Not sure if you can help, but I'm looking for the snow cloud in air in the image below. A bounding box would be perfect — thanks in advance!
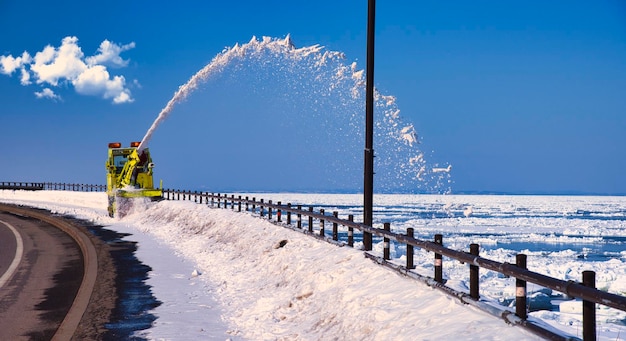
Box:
[0,36,135,104]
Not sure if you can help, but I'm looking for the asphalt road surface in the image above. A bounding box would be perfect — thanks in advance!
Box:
[0,211,83,340]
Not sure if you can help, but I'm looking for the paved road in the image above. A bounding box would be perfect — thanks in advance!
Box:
[0,211,83,340]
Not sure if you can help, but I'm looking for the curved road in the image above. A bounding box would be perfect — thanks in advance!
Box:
[0,205,102,340]
[0,211,82,339]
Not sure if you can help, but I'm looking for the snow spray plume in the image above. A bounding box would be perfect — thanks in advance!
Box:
[137,35,451,193]
[137,36,299,152]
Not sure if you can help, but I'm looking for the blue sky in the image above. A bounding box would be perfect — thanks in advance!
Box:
[1,1,625,194]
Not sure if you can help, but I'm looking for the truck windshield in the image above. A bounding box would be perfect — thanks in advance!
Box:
[113,155,127,173]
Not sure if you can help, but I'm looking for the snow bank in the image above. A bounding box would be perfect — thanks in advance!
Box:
[1,190,540,340]
[3,190,625,340]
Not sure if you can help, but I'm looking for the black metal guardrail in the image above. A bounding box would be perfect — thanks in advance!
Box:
[162,189,624,341]
[0,182,46,191]
[0,182,106,192]
[3,182,624,341]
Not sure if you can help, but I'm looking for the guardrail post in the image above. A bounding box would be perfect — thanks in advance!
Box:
[297,205,302,228]
[583,271,596,341]
[332,211,338,241]
[177,190,180,201]
[217,193,221,208]
[406,228,415,269]
[260,199,265,217]
[232,195,236,210]
[287,203,292,224]
[308,207,314,233]
[470,243,480,300]
[516,254,528,320]
[383,222,391,260]
[246,196,249,211]
[268,200,273,219]
[238,196,242,212]
[435,234,443,283]
[252,197,256,211]
[319,209,325,237]
[277,201,282,222]
[348,215,354,247]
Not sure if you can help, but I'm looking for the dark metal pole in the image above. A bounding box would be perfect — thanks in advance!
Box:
[363,0,376,251]
[516,254,528,320]
[406,228,415,269]
[470,243,480,300]
[434,234,443,283]
[583,271,597,341]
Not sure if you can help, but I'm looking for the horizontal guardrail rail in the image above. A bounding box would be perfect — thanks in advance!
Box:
[3,182,623,340]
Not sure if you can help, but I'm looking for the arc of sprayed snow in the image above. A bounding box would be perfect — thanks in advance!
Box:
[137,35,305,152]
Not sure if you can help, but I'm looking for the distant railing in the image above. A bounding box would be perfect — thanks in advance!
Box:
[0,181,45,191]
[43,182,106,192]
[3,182,624,341]
[0,182,106,192]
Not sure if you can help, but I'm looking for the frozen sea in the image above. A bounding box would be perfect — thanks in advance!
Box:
[1,190,625,340]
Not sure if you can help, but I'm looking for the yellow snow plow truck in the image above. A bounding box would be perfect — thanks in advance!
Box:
[106,141,162,217]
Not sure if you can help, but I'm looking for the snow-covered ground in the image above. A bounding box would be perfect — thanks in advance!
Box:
[1,190,625,340]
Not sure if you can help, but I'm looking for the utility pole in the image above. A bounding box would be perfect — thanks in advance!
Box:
[363,0,375,251]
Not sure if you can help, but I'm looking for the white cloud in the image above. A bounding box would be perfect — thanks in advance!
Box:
[73,65,133,104]
[20,68,31,85]
[113,90,133,104]
[0,36,136,104]
[0,51,31,75]
[34,88,61,101]
[86,40,136,68]
[31,36,87,86]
